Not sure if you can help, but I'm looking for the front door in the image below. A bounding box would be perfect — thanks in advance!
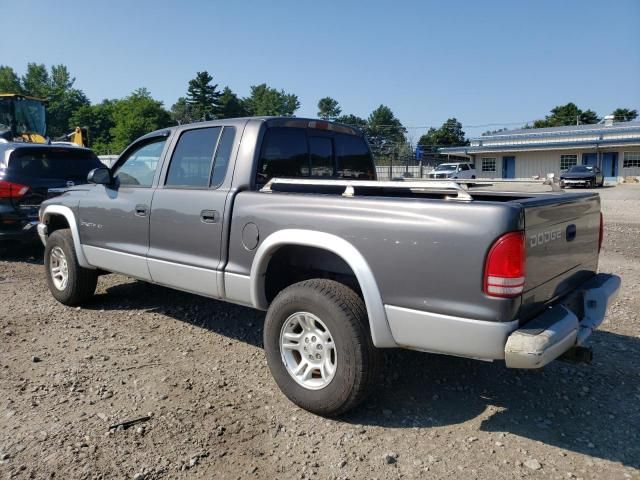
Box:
[583,153,597,167]
[502,156,516,179]
[601,152,618,177]
[147,125,237,298]
[78,136,169,280]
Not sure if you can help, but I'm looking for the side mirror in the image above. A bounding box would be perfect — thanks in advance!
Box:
[87,167,112,185]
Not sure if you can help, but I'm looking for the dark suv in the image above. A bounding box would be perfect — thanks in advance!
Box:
[0,143,103,245]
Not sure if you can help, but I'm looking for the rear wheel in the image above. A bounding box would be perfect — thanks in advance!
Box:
[264,279,382,416]
[44,229,98,306]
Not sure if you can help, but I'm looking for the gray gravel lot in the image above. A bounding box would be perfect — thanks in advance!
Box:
[1,184,639,479]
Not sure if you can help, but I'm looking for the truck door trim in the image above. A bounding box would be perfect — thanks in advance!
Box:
[249,229,397,348]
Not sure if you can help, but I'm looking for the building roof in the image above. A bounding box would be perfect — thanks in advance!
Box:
[480,120,640,138]
[439,120,640,155]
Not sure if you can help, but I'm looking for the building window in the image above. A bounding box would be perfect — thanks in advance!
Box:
[482,157,496,172]
[560,154,577,171]
[623,152,640,168]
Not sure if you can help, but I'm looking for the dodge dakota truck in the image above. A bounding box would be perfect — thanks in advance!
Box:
[37,117,621,416]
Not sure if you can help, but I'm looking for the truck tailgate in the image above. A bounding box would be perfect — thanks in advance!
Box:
[518,193,601,322]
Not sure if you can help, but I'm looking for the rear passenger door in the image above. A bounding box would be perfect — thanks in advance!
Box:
[147,125,237,298]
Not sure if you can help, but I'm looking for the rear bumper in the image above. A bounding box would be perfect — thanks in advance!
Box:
[0,221,40,243]
[385,273,621,367]
[504,273,621,368]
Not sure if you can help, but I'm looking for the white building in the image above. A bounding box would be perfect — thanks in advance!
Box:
[440,118,640,181]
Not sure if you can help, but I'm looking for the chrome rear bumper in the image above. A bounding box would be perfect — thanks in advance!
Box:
[504,273,621,368]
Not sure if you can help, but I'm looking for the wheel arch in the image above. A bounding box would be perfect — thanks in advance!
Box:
[250,229,396,348]
[41,205,93,269]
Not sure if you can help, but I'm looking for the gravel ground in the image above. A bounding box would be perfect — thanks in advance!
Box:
[1,184,639,480]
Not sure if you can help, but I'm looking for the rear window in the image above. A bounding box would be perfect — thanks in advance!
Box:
[256,127,374,185]
[8,148,103,180]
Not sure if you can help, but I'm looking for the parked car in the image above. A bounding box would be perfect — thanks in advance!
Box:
[38,117,620,416]
[0,144,103,246]
[427,162,476,179]
[560,165,604,188]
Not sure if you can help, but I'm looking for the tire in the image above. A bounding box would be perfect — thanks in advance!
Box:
[44,229,98,306]
[263,279,382,416]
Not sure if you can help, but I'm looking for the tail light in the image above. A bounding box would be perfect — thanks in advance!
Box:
[0,180,30,199]
[598,212,604,253]
[484,231,526,298]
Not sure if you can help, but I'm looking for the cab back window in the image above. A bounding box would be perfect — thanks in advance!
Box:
[256,127,374,185]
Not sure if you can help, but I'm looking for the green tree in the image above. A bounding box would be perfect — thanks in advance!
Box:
[579,109,599,125]
[47,65,90,138]
[532,103,600,128]
[418,118,468,152]
[244,83,299,116]
[170,97,193,125]
[317,97,341,120]
[21,63,50,98]
[481,127,508,136]
[0,66,22,93]
[109,88,171,153]
[218,87,249,119]
[69,100,117,154]
[335,113,368,130]
[366,105,406,153]
[612,108,638,122]
[186,71,221,121]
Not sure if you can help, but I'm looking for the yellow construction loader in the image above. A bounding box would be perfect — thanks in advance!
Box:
[0,93,88,147]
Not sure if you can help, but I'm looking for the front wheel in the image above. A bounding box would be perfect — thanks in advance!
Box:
[263,279,382,416]
[44,229,98,306]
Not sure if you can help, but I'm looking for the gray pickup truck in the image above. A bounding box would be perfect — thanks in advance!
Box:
[37,117,621,416]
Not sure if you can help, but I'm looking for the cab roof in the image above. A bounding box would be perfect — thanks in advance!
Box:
[0,93,48,103]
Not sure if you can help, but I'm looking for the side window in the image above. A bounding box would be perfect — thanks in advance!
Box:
[335,134,374,179]
[114,138,167,187]
[210,127,236,187]
[309,136,334,177]
[460,164,469,171]
[165,127,221,188]
[257,127,308,184]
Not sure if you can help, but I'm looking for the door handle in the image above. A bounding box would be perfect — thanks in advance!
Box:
[135,204,149,217]
[200,209,219,224]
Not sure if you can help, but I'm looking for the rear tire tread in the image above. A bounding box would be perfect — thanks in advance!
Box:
[265,279,382,416]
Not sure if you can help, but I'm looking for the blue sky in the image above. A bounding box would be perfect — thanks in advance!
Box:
[3,0,639,138]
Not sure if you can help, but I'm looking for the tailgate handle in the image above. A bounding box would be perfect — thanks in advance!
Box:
[566,224,576,241]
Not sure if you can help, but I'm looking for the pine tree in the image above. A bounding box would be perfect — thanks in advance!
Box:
[186,71,221,121]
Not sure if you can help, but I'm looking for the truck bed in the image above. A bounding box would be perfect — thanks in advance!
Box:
[254,178,601,325]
